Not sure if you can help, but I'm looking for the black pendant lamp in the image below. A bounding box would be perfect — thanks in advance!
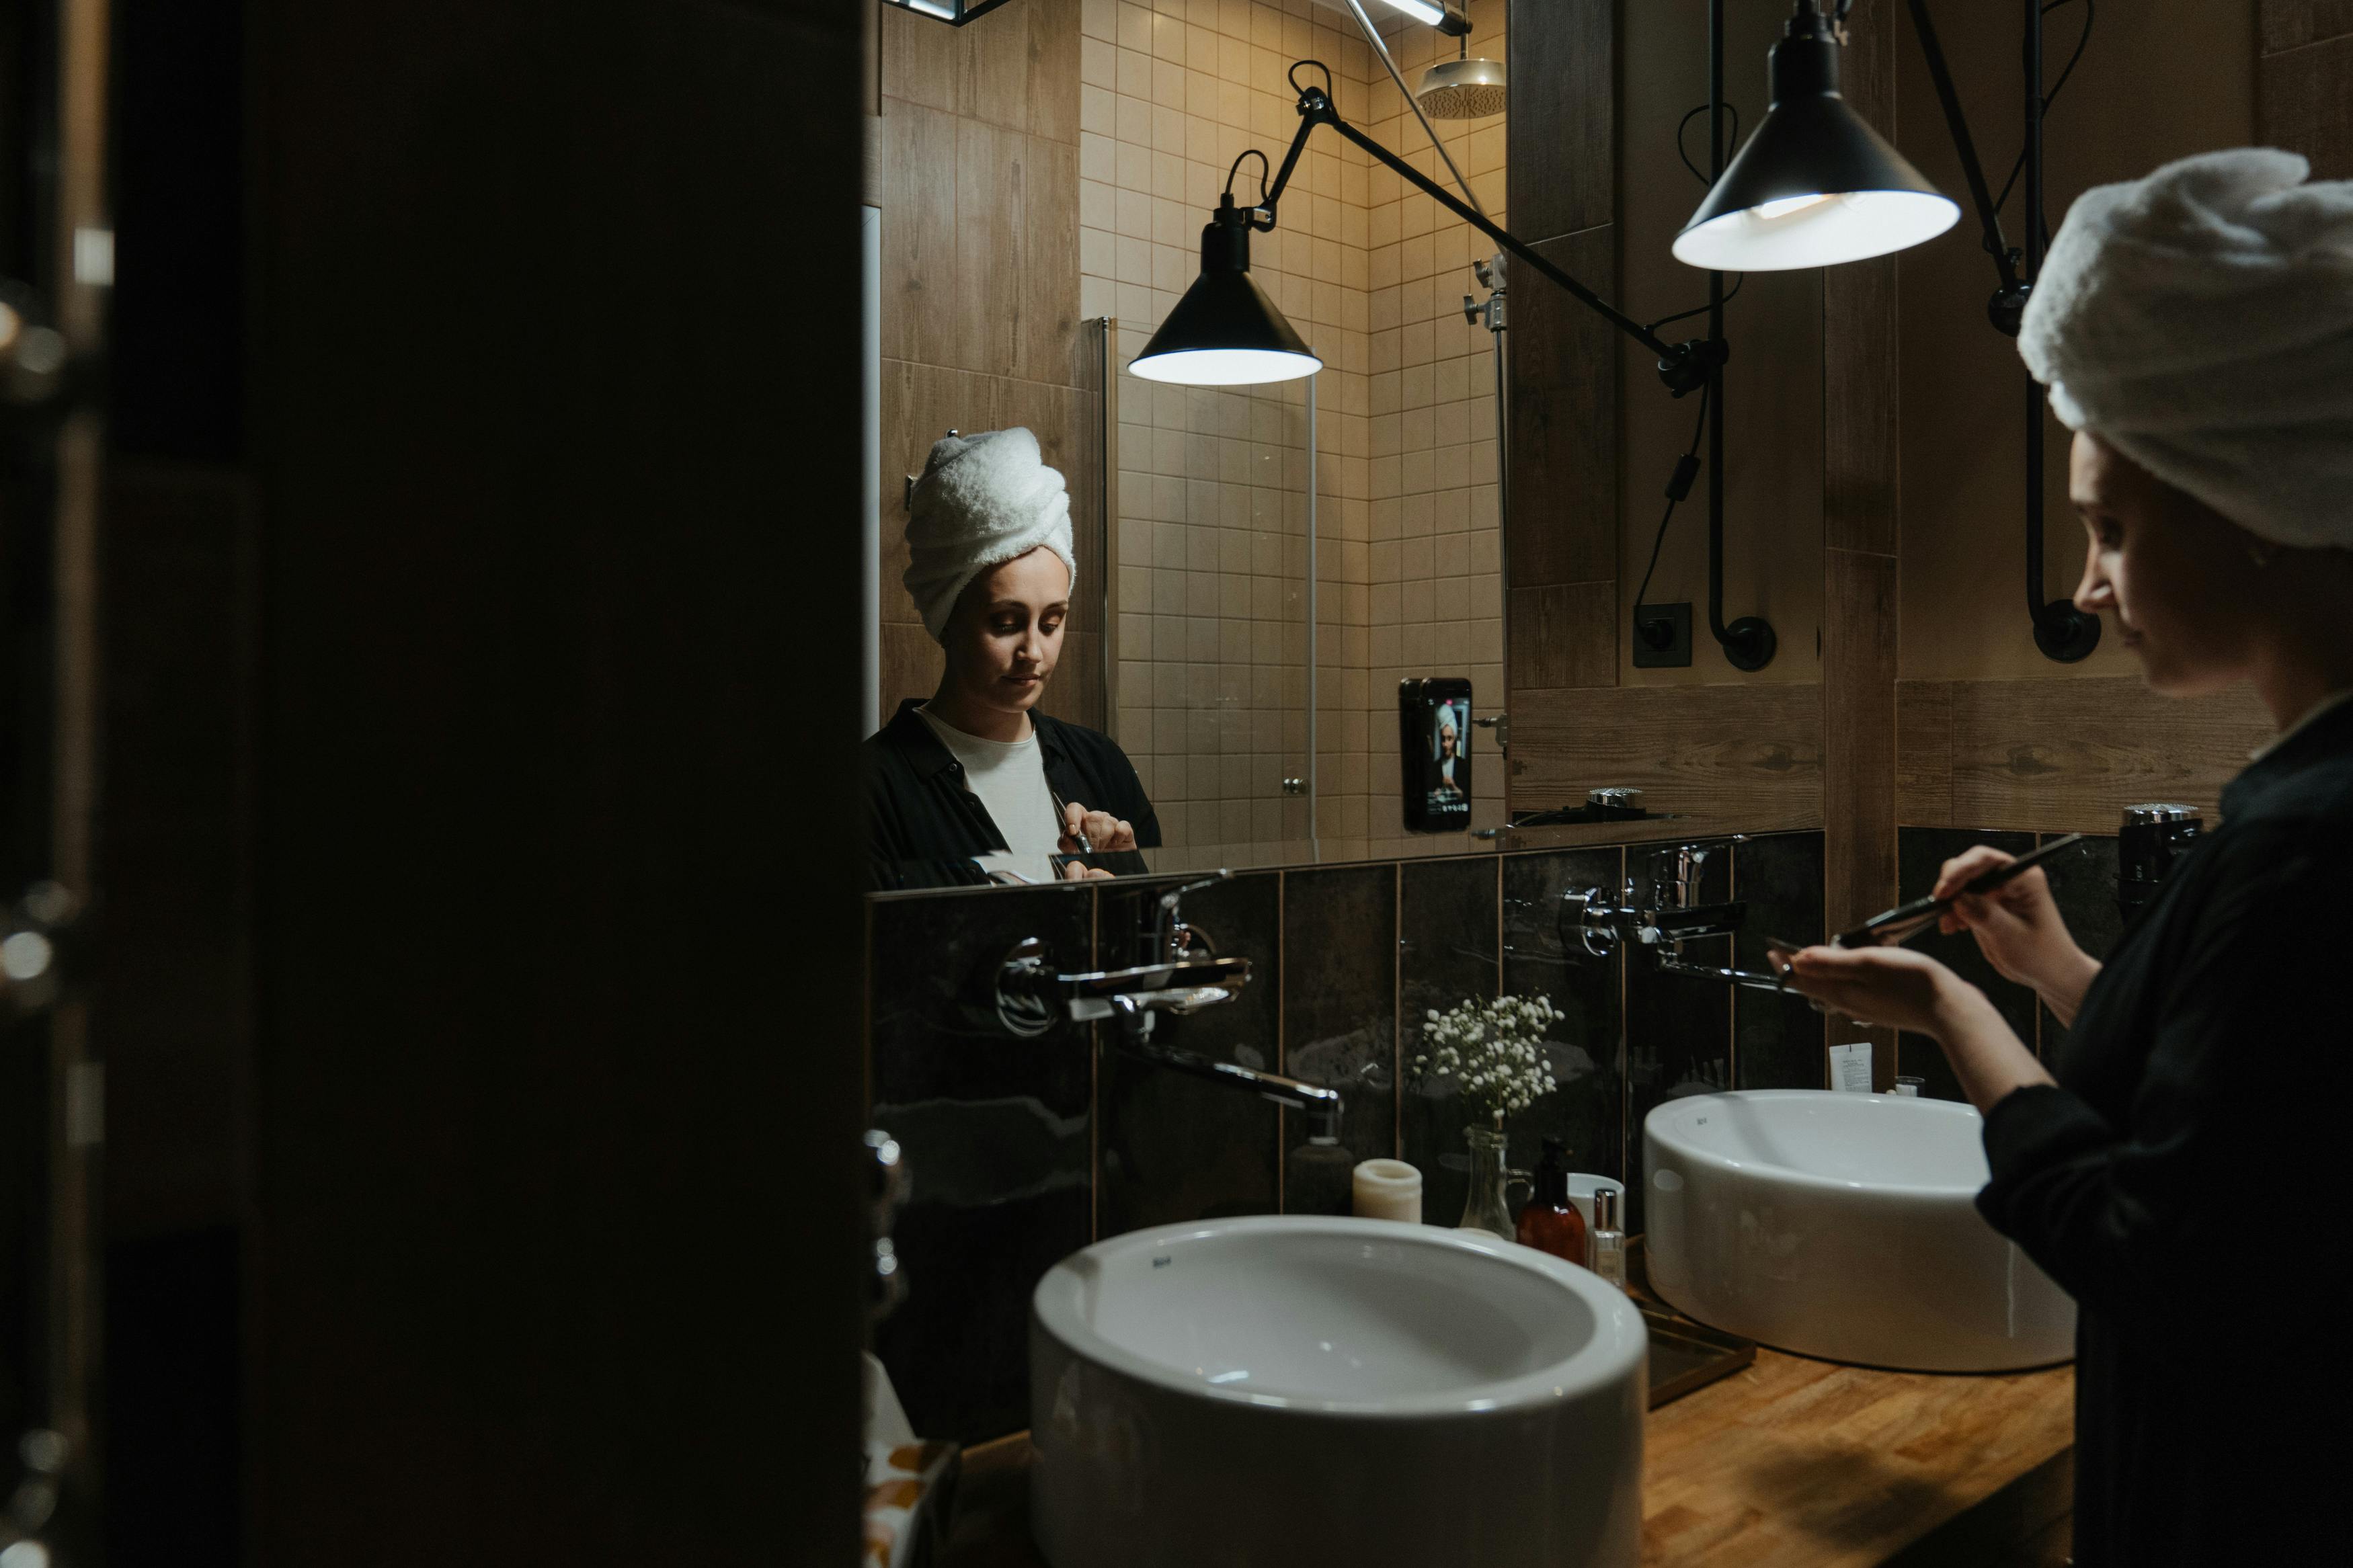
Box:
[1675,1,1958,271]
[1129,195,1323,386]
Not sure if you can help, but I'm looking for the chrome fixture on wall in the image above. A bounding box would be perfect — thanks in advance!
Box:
[2117,804,2200,921]
[987,873,1345,1144]
[864,1129,910,1322]
[1418,42,1507,122]
[1561,843,1788,993]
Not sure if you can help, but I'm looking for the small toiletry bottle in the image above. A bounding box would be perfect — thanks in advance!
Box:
[1352,1159,1423,1223]
[1514,1137,1589,1267]
[1588,1188,1627,1288]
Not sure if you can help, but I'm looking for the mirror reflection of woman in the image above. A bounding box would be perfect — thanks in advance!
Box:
[1433,718,1464,800]
[1777,151,2352,1567]
[865,427,1158,889]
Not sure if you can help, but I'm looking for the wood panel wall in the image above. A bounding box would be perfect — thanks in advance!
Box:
[1822,0,1901,1078]
[1503,0,1826,837]
[1501,0,1622,811]
[875,0,1103,731]
[1887,2,2345,837]
[1897,679,2275,833]
[1496,0,2325,1091]
[2260,0,2353,177]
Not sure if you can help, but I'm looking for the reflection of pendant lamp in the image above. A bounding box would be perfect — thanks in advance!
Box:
[1125,196,1322,386]
[1133,59,1769,668]
[1674,2,1958,271]
[1131,67,1720,397]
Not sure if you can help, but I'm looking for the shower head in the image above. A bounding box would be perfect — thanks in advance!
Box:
[1414,52,1505,120]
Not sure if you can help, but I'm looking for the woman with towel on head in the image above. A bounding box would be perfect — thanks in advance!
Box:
[866,427,1158,889]
[1778,151,2352,1564]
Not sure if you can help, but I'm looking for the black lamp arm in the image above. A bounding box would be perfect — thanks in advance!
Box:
[1901,0,2099,661]
[1255,82,1723,393]
[1905,0,2027,320]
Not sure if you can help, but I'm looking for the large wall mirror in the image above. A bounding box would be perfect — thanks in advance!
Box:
[867,0,1860,891]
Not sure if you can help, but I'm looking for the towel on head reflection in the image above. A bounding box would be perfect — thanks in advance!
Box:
[2019,147,2353,550]
[904,426,1076,641]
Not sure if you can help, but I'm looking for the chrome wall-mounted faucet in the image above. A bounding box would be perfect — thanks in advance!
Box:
[1561,841,1786,993]
[988,871,1346,1145]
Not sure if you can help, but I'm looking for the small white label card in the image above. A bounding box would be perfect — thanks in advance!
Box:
[1829,1041,1874,1094]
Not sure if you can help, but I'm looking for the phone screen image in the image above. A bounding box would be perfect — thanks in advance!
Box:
[1398,678,1472,832]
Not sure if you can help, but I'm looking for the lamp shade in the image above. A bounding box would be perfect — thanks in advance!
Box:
[1674,14,1958,272]
[1129,203,1323,385]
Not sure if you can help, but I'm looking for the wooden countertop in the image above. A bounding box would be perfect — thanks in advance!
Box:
[941,1312,2073,1568]
[1640,1346,2071,1566]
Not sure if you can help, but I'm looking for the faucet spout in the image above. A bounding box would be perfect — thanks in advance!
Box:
[1107,996,1345,1145]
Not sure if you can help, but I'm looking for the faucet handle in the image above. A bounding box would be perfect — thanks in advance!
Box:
[1158,869,1232,912]
[1152,869,1233,960]
[863,1130,910,1323]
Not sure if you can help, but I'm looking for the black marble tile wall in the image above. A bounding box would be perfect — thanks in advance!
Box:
[1095,872,1283,1236]
[1498,847,1626,1195]
[1621,839,1734,1231]
[1732,832,1829,1091]
[863,830,1831,1442]
[2038,832,2123,1056]
[1280,864,1399,1215]
[867,883,1096,1440]
[1894,828,2039,1102]
[1398,856,1504,1230]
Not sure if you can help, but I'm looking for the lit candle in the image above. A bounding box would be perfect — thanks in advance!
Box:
[1352,1159,1423,1224]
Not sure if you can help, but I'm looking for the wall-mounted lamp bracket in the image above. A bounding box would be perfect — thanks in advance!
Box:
[1907,0,2102,664]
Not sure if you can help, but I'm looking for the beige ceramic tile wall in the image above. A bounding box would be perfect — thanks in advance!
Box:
[1079,0,1505,864]
[1360,3,1507,861]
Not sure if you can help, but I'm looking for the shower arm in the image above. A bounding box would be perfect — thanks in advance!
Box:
[1245,77,1725,396]
[1336,0,1487,223]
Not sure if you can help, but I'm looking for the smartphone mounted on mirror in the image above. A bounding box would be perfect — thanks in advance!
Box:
[1398,677,1473,833]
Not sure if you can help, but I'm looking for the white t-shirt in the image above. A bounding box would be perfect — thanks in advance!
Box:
[916,706,1064,882]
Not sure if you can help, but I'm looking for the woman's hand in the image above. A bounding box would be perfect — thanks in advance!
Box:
[1776,943,2053,1112]
[1060,802,1136,855]
[1058,858,1113,881]
[1933,845,2101,1023]
[1776,944,1977,1036]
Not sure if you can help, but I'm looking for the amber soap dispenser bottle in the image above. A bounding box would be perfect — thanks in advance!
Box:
[1515,1137,1589,1267]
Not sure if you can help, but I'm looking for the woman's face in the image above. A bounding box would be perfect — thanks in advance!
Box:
[2070,431,2266,696]
[941,546,1069,719]
[1439,723,1458,759]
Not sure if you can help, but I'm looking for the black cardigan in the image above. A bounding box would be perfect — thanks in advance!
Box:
[1977,697,2353,1565]
[863,698,1160,890]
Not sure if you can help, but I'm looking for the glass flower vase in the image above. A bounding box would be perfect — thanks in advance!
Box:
[1455,1125,1523,1239]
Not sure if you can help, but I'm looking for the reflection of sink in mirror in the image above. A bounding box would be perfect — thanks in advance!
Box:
[1029,1215,1646,1567]
[1644,1090,2074,1372]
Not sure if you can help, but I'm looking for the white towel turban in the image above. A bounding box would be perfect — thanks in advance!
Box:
[2018,148,2353,550]
[902,427,1076,641]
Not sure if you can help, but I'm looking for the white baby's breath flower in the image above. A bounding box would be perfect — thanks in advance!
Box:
[1408,992,1562,1128]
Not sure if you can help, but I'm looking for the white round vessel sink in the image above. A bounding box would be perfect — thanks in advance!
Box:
[1644,1090,2074,1372]
[1030,1215,1646,1568]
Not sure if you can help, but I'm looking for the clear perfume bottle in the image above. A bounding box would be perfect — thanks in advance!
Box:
[1587,1187,1627,1288]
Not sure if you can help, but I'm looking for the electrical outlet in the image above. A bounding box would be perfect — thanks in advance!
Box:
[1632,602,1692,667]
